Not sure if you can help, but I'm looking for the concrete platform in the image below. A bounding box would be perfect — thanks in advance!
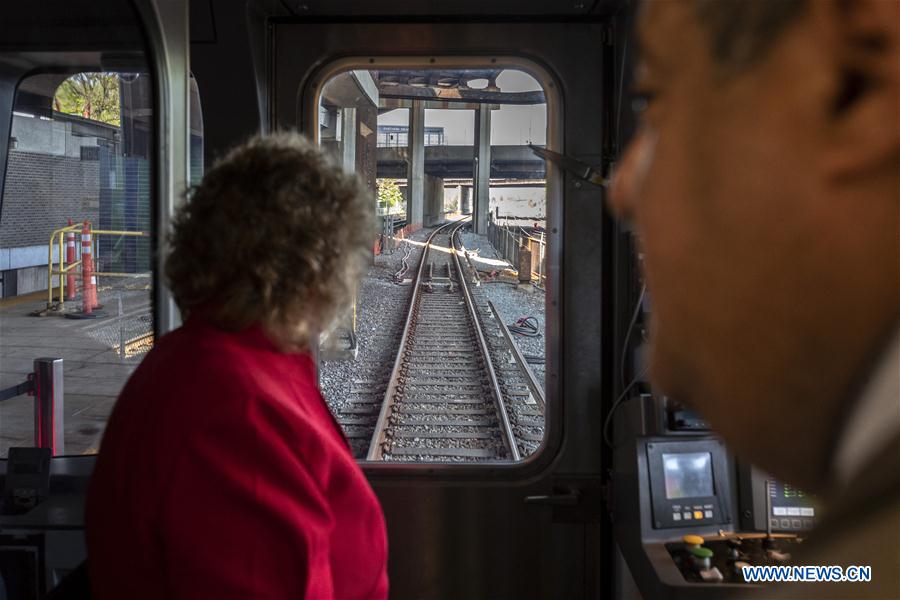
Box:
[0,285,152,457]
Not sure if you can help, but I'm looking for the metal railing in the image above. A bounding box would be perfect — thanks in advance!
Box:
[0,358,65,455]
[378,213,411,256]
[46,223,151,310]
[487,221,547,287]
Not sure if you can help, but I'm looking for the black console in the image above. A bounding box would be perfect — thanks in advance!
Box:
[666,533,803,585]
[613,395,817,599]
[738,466,818,533]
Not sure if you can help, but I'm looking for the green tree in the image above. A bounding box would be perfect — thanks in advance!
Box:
[54,73,121,126]
[377,178,404,214]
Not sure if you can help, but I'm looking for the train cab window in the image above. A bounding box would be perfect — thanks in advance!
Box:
[0,69,154,457]
[316,66,550,464]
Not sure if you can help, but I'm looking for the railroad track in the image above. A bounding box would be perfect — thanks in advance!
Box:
[367,218,521,461]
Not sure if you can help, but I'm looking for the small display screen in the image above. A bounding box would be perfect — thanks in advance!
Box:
[767,479,817,521]
[662,452,714,500]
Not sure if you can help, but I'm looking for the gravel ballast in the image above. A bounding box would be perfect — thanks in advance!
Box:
[319,223,548,459]
[458,231,546,388]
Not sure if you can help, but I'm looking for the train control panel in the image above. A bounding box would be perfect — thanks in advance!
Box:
[611,393,819,599]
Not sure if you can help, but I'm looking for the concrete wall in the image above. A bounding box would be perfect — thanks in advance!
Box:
[1,150,101,250]
[7,265,51,296]
[12,115,95,158]
[2,114,110,251]
[10,112,115,156]
[0,113,149,297]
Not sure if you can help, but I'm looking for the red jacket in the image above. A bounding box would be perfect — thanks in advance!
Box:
[86,315,388,599]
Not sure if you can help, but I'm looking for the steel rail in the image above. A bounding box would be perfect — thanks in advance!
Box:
[366,217,520,461]
[487,299,545,411]
[450,226,520,461]
[366,219,463,460]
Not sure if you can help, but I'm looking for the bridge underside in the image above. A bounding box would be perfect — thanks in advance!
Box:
[376,145,546,180]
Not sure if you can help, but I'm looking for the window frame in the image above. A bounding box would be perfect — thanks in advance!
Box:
[0,66,158,459]
[304,55,564,480]
[0,0,183,466]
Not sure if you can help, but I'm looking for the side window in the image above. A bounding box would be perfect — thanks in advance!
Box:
[189,75,204,186]
[0,70,154,457]
[317,67,549,464]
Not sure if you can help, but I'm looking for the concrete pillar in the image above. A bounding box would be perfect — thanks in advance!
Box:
[340,108,357,173]
[357,106,378,264]
[323,107,361,360]
[472,107,492,234]
[356,106,378,195]
[407,100,425,228]
[459,185,472,215]
[423,175,444,226]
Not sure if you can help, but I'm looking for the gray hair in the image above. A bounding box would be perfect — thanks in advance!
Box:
[166,131,375,350]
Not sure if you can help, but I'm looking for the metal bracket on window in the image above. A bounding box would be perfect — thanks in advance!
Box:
[529,144,609,188]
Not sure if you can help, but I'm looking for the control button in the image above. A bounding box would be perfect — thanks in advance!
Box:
[802,519,814,529]
[780,518,791,529]
[791,519,802,529]
[673,512,682,521]
[800,507,815,517]
[693,510,704,520]
[704,510,713,519]
[770,518,780,529]
[684,512,693,520]
[773,507,787,516]
[690,546,714,571]
[683,534,705,546]
[699,567,724,582]
[787,507,801,516]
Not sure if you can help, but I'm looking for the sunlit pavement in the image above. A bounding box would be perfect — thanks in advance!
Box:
[0,286,151,456]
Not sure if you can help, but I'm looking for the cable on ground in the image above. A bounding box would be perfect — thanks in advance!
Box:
[392,242,413,283]
[507,316,540,337]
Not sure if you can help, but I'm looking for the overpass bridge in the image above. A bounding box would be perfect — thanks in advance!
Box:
[376,144,545,180]
[322,69,547,233]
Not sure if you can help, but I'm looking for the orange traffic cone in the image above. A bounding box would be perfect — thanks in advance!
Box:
[66,221,103,319]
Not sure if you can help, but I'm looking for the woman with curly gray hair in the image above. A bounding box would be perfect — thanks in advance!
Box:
[86,132,388,599]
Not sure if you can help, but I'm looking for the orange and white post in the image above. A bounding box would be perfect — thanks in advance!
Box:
[80,221,98,314]
[65,219,76,301]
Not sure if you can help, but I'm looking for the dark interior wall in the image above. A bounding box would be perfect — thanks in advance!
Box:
[607,0,641,383]
[609,0,638,158]
[190,0,266,166]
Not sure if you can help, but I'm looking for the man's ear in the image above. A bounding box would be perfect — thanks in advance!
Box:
[822,0,900,179]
